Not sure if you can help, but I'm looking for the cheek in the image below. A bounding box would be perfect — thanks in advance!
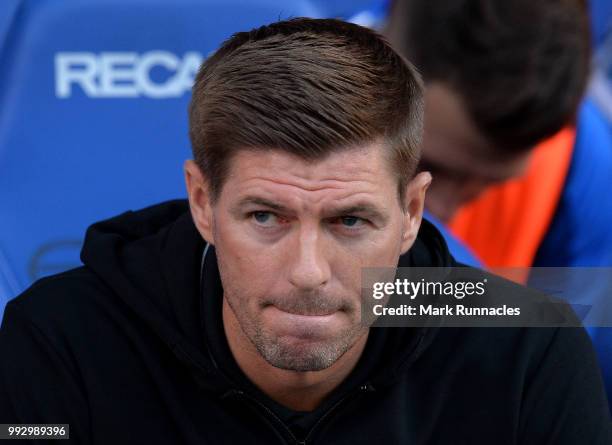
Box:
[214,216,283,302]
[357,236,401,268]
[332,229,403,295]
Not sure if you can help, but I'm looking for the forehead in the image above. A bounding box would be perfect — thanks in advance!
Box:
[220,143,398,208]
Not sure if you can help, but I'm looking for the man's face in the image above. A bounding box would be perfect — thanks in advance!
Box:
[421,83,532,222]
[187,143,429,372]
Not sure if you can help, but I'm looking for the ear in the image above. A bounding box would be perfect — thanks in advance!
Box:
[400,171,432,254]
[184,160,215,245]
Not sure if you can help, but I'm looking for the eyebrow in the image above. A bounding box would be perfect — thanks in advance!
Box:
[324,204,388,222]
[233,196,388,223]
[233,197,293,214]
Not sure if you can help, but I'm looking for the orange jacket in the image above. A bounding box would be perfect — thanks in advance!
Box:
[448,127,576,268]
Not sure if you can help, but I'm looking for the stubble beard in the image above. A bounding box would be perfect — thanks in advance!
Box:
[225,291,365,372]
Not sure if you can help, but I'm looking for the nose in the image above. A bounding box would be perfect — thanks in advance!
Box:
[288,225,331,291]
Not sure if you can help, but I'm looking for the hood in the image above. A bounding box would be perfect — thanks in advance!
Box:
[80,199,455,392]
[80,200,216,386]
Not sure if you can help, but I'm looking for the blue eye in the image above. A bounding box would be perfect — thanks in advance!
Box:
[341,216,360,227]
[251,211,283,229]
[340,216,363,227]
[253,212,271,224]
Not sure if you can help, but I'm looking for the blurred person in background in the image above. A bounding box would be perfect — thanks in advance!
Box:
[386,0,612,409]
[386,0,612,268]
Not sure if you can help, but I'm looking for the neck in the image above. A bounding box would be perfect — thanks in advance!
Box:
[222,298,368,411]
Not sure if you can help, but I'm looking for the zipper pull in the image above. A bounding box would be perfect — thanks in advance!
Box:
[359,382,376,393]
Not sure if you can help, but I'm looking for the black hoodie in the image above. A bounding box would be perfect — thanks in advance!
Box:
[0,200,610,444]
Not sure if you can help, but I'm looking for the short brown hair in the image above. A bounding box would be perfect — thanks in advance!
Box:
[189,18,424,205]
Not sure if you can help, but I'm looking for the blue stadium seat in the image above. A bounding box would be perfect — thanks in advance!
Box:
[0,0,324,320]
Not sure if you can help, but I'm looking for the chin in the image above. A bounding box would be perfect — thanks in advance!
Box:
[261,344,339,372]
[253,327,361,373]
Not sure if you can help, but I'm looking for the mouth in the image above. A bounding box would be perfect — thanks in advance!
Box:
[270,305,339,317]
[263,305,346,339]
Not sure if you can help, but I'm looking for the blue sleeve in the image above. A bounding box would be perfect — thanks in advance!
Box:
[535,99,612,268]
[423,211,482,267]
